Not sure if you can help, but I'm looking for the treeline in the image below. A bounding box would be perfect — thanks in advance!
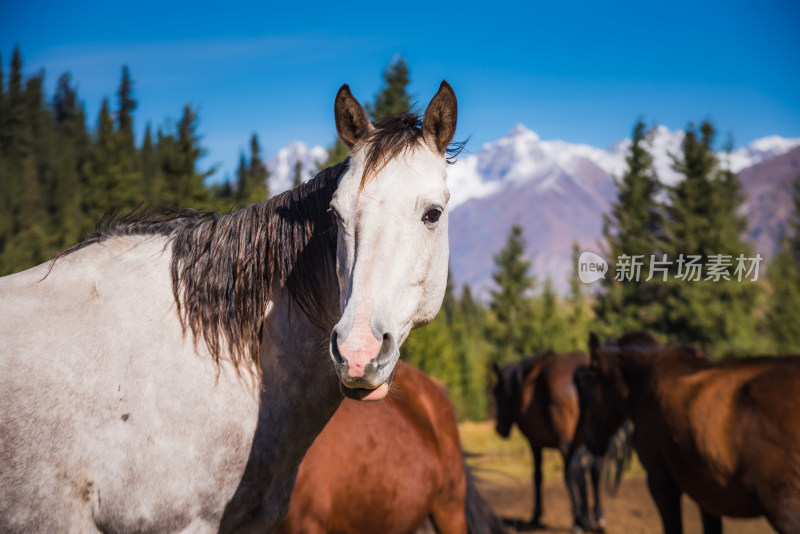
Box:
[0,47,267,275]
[2,49,798,421]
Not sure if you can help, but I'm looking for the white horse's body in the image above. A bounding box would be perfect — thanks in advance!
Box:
[0,83,458,533]
[2,238,257,532]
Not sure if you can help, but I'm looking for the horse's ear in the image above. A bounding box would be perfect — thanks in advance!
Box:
[588,332,601,366]
[422,81,457,155]
[334,84,374,149]
[492,362,502,380]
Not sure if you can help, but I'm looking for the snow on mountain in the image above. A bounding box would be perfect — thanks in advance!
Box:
[444,125,800,298]
[266,142,327,196]
[722,135,800,173]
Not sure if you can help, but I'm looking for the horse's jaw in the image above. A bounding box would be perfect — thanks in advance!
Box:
[341,381,391,401]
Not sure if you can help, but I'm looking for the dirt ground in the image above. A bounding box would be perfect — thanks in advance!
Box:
[475,476,773,534]
[459,421,774,534]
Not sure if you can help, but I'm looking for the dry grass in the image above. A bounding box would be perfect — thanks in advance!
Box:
[458,420,646,486]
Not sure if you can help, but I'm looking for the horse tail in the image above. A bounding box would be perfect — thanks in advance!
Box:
[604,419,634,495]
[463,462,507,534]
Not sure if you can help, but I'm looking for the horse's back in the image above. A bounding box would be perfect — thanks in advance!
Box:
[652,353,800,524]
[0,237,260,533]
[733,357,800,529]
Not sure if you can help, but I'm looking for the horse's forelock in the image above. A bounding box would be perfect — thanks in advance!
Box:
[356,113,424,191]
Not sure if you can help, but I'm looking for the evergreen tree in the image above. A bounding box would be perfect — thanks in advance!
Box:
[140,124,160,199]
[158,105,212,208]
[0,50,5,151]
[595,121,665,338]
[662,122,762,358]
[487,224,536,365]
[319,138,350,170]
[0,49,222,274]
[565,243,592,351]
[116,65,136,155]
[365,57,414,120]
[232,134,269,207]
[767,179,800,352]
[292,160,303,188]
[320,57,414,169]
[51,72,89,248]
[531,277,570,352]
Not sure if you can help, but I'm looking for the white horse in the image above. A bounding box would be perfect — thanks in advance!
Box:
[0,82,458,533]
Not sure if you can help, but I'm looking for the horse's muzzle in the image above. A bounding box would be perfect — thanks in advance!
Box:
[330,329,398,399]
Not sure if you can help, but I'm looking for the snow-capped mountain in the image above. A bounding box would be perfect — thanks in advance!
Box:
[266,142,327,195]
[448,125,800,208]
[446,125,800,298]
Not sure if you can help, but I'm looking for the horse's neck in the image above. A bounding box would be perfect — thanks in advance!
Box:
[219,284,342,531]
[618,352,655,416]
[260,288,342,449]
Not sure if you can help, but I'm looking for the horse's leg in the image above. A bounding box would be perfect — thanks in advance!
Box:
[590,455,605,532]
[564,443,591,533]
[646,474,683,534]
[429,493,468,534]
[530,446,544,527]
[699,509,721,534]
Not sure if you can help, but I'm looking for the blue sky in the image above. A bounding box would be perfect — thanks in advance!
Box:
[2,0,799,181]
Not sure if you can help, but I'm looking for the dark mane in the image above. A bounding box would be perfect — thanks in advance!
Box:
[54,161,347,378]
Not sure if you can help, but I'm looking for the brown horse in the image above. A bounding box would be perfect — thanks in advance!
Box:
[581,332,800,534]
[493,352,605,533]
[277,361,505,534]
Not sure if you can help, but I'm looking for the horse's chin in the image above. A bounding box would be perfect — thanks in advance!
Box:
[340,381,391,402]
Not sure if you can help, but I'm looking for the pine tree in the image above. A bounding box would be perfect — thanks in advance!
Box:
[51,72,89,248]
[233,135,269,207]
[292,160,303,188]
[565,243,592,351]
[320,57,414,169]
[116,66,136,155]
[595,121,665,338]
[767,179,800,352]
[140,124,160,199]
[529,277,571,353]
[365,57,414,120]
[488,224,536,365]
[663,122,762,358]
[245,134,269,203]
[158,105,212,208]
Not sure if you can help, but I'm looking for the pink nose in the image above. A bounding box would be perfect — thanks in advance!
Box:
[337,330,383,378]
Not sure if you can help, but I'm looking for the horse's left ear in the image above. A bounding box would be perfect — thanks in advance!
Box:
[588,333,601,366]
[335,84,374,149]
[422,81,458,154]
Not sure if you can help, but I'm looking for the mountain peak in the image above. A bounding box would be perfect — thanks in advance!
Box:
[504,123,540,142]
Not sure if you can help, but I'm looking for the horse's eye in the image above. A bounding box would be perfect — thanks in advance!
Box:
[328,207,343,226]
[422,208,442,224]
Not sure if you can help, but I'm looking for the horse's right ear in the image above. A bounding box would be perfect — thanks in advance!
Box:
[422,81,457,154]
[492,362,502,380]
[334,84,374,149]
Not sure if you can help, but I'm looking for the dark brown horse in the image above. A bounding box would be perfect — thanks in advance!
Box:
[277,361,505,534]
[493,352,605,533]
[581,332,800,534]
